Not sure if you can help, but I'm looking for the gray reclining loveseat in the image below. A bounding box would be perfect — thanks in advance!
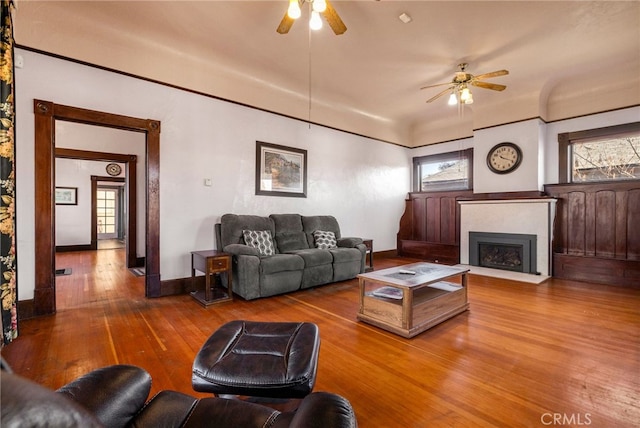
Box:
[216,214,366,300]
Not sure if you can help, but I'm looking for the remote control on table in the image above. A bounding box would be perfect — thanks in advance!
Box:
[398,269,416,275]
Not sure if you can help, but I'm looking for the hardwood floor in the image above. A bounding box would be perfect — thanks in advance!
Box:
[3,249,639,427]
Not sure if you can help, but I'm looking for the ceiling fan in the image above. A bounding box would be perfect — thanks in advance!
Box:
[421,63,508,105]
[277,0,347,35]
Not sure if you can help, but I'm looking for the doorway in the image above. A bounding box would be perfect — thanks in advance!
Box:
[94,178,126,251]
[34,99,161,316]
[96,186,122,242]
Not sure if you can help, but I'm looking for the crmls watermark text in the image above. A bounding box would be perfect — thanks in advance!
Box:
[541,413,592,425]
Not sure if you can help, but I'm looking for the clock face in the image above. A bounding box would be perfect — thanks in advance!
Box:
[106,163,122,176]
[487,143,523,174]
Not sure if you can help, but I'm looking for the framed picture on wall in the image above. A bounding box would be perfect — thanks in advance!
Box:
[255,141,307,197]
[55,187,78,205]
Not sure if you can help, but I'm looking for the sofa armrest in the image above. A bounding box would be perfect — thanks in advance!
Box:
[56,365,151,428]
[289,392,357,428]
[337,237,363,248]
[224,244,260,257]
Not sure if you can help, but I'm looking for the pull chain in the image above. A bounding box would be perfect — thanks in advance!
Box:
[308,22,312,129]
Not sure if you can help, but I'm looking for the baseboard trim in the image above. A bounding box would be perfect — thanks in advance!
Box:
[55,244,93,252]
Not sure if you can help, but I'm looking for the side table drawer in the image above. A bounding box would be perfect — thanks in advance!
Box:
[208,256,230,272]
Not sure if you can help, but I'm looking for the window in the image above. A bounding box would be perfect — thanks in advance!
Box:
[558,122,640,184]
[412,149,473,192]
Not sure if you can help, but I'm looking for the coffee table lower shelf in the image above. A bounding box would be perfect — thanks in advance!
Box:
[357,263,469,338]
[357,296,469,338]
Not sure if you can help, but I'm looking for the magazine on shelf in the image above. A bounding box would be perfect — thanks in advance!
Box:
[429,281,462,292]
[372,286,403,300]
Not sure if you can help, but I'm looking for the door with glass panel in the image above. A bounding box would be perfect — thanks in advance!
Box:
[96,187,120,240]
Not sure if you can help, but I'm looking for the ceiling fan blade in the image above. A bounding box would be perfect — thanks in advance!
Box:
[322,0,347,35]
[473,69,509,80]
[426,87,454,103]
[276,12,295,34]
[420,81,454,90]
[471,81,507,91]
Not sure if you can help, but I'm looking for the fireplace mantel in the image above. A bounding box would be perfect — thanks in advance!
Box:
[459,198,557,276]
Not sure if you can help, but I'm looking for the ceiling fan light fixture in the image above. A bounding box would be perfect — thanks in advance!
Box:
[288,0,302,19]
[398,12,412,24]
[448,92,458,105]
[460,86,471,102]
[309,10,323,30]
[312,0,327,13]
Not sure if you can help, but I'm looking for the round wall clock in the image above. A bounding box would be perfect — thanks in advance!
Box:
[106,163,122,176]
[486,142,523,174]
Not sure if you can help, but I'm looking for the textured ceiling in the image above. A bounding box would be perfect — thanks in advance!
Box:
[13,1,640,147]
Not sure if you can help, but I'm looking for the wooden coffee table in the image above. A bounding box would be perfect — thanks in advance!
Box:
[357,262,469,338]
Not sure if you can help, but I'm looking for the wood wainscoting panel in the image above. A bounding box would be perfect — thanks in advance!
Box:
[397,190,473,265]
[545,181,640,287]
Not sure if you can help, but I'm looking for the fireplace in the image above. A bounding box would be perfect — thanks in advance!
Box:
[469,232,538,274]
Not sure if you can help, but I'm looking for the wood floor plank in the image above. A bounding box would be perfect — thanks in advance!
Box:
[2,250,639,426]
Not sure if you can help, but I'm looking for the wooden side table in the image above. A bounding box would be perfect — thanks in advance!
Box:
[363,239,373,272]
[190,250,232,307]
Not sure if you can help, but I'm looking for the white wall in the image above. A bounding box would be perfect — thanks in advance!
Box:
[55,158,117,246]
[15,49,411,301]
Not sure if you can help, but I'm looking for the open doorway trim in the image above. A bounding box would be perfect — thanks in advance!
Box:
[34,99,161,315]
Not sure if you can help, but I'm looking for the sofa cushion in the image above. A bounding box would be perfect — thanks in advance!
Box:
[220,214,275,248]
[302,216,342,247]
[260,254,305,274]
[270,214,304,233]
[288,248,333,267]
[276,232,309,253]
[243,230,275,256]
[313,230,337,249]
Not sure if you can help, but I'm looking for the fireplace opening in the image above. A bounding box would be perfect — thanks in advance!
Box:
[479,242,523,272]
[469,232,537,274]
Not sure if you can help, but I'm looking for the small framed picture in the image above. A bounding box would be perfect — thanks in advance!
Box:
[255,141,307,198]
[55,187,78,205]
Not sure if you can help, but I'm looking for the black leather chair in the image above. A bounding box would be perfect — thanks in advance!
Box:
[192,320,320,398]
[1,362,357,428]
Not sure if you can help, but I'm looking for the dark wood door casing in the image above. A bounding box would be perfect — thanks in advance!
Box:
[34,99,161,316]
[56,148,137,267]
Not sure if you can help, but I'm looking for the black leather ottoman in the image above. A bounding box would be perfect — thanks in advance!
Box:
[192,320,320,399]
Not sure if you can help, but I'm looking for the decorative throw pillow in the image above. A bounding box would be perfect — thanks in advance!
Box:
[242,230,275,256]
[313,230,337,250]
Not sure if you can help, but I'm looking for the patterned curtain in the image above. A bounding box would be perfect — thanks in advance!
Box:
[1,0,17,346]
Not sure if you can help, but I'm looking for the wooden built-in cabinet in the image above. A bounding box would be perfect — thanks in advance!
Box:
[397,190,473,265]
[545,181,640,288]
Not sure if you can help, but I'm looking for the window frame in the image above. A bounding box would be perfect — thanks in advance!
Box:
[558,122,640,184]
[412,148,473,192]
